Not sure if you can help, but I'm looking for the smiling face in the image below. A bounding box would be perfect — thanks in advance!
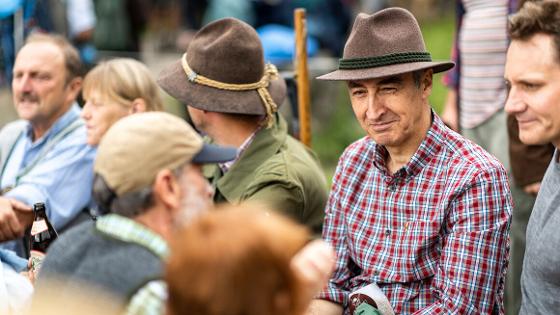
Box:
[505,33,560,148]
[12,41,78,130]
[81,91,131,146]
[348,70,433,152]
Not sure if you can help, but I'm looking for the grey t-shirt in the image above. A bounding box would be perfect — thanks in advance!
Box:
[520,149,560,314]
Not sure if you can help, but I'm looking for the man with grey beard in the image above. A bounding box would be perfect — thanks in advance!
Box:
[35,112,237,313]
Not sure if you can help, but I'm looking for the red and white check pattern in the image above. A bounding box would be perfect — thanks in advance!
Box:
[319,113,512,315]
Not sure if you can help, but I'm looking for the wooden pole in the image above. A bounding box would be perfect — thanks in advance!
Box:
[294,8,312,147]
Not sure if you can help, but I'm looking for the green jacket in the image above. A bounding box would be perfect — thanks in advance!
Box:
[204,115,327,235]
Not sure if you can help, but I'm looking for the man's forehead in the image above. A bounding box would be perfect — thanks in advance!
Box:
[506,35,560,77]
[14,42,64,69]
[347,73,409,87]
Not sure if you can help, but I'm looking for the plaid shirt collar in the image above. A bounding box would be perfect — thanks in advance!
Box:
[96,214,169,259]
[219,126,262,174]
[372,111,445,181]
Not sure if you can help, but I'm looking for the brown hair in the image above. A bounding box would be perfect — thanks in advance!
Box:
[166,203,310,315]
[83,58,163,111]
[509,0,560,63]
[25,33,83,84]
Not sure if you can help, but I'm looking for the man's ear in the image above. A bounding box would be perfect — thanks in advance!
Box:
[66,77,82,102]
[130,98,148,114]
[152,169,181,211]
[422,69,433,97]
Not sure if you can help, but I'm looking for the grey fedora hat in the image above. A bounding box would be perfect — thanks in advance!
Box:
[157,18,286,117]
[317,7,454,81]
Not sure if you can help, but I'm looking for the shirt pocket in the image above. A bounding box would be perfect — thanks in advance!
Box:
[379,220,442,283]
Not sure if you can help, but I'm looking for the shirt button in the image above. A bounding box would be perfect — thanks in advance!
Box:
[374,270,380,276]
[385,229,391,236]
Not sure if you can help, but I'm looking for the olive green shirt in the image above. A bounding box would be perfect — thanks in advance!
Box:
[204,114,327,235]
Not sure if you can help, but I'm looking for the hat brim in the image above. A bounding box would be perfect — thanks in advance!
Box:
[316,61,454,81]
[158,60,287,115]
[192,143,237,164]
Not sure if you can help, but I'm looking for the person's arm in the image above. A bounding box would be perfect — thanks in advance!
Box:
[441,89,459,131]
[414,166,512,314]
[306,299,344,315]
[441,0,464,131]
[4,131,95,231]
[291,239,336,307]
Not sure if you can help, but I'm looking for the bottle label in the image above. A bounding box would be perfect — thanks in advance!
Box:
[29,250,46,274]
[31,219,48,236]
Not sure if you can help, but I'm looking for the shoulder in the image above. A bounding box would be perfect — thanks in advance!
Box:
[0,120,27,141]
[336,136,373,171]
[443,130,506,176]
[0,120,27,133]
[254,136,326,185]
[40,221,96,272]
[433,131,510,198]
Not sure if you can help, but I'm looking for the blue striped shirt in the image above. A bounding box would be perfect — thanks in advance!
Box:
[0,104,96,256]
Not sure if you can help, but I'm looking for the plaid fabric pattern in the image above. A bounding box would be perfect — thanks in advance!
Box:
[125,280,167,315]
[319,114,512,314]
[96,214,169,259]
[97,215,169,315]
[219,126,261,173]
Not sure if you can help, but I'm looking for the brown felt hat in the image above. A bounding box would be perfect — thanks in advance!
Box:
[317,7,454,81]
[157,18,286,115]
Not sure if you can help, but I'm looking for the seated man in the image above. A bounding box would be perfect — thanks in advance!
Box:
[158,18,328,235]
[35,112,237,312]
[308,8,512,315]
[0,33,95,257]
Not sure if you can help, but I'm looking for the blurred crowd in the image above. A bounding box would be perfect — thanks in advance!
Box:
[1,1,559,315]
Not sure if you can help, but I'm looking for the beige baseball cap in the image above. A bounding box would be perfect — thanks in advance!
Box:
[94,112,236,197]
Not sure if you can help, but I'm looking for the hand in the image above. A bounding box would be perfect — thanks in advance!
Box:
[441,89,459,132]
[523,182,541,196]
[0,197,32,241]
[291,240,336,303]
[24,259,38,285]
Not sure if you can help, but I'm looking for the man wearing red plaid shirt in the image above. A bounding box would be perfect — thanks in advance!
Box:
[308,7,512,315]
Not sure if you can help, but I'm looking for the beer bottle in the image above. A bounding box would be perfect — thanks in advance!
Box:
[29,202,58,273]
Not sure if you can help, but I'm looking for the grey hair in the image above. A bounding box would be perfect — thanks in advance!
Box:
[412,69,425,88]
[92,164,187,217]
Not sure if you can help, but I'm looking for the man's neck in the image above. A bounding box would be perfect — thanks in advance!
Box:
[30,104,71,141]
[385,145,418,174]
[385,111,432,174]
[209,120,260,148]
[134,207,171,243]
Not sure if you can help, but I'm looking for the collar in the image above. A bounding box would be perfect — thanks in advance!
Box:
[24,103,81,146]
[219,125,262,173]
[372,110,445,181]
[96,214,169,259]
[204,113,287,203]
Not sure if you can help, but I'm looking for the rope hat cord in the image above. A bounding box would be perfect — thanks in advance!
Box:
[181,53,279,128]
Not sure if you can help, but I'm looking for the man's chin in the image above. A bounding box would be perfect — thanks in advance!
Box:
[519,131,549,146]
[15,107,37,121]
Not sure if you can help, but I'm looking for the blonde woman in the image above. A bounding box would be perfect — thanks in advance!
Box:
[81,58,163,146]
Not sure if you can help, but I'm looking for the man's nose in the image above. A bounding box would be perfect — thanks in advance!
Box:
[365,94,384,120]
[18,75,33,92]
[504,86,525,114]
